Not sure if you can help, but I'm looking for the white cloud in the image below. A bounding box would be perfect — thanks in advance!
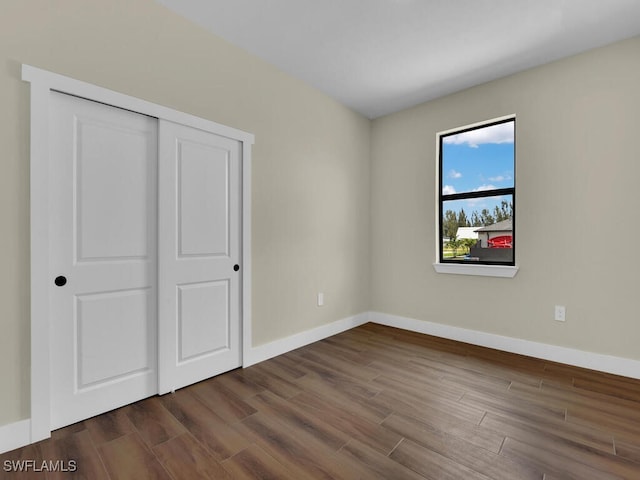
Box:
[442,185,456,195]
[488,174,511,182]
[464,185,502,207]
[448,169,462,179]
[443,122,514,148]
[473,184,497,192]
[465,197,485,206]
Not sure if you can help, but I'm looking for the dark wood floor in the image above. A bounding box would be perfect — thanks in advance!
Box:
[4,323,640,479]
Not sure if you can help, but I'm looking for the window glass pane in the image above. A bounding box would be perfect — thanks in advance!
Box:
[441,194,513,263]
[441,121,514,196]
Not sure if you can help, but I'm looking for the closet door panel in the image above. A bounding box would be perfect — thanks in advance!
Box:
[48,92,158,429]
[178,141,230,257]
[158,120,242,394]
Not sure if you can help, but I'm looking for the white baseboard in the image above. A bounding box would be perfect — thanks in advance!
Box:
[0,419,31,455]
[243,312,369,367]
[370,311,640,380]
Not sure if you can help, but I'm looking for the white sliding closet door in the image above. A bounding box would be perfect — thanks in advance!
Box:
[25,63,252,441]
[158,120,242,394]
[49,92,158,429]
[47,95,243,430]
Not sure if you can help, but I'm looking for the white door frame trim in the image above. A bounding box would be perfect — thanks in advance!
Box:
[22,64,254,443]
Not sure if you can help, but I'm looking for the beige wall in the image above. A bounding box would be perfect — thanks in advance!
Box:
[3,0,639,433]
[371,36,640,360]
[0,0,371,426]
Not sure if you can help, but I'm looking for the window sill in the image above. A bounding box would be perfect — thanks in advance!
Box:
[433,263,519,278]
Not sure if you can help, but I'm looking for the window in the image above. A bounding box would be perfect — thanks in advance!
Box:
[437,116,515,270]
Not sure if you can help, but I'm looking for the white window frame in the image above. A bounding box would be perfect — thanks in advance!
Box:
[433,114,518,278]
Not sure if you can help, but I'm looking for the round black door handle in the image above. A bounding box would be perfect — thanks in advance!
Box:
[54,276,67,287]
[233,264,240,272]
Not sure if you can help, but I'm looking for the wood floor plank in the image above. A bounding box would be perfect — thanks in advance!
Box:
[97,432,172,480]
[246,390,349,451]
[500,383,576,412]
[290,390,403,455]
[373,327,469,358]
[294,367,390,423]
[388,437,498,480]
[441,372,512,398]
[153,432,233,480]
[48,421,86,442]
[265,354,308,380]
[513,433,640,480]
[371,373,464,404]
[84,408,136,446]
[367,359,465,401]
[508,381,569,411]
[239,363,302,399]
[238,411,365,480]
[614,437,640,464]
[409,353,505,383]
[574,406,640,435]
[514,381,640,423]
[159,389,250,462]
[190,379,257,422]
[221,444,298,480]
[567,407,640,438]
[468,347,545,375]
[500,437,624,480]
[544,362,640,392]
[304,336,375,366]
[461,355,544,388]
[484,414,640,478]
[481,412,615,455]
[460,391,567,424]
[0,443,47,480]
[383,413,540,480]
[125,396,186,447]
[324,333,373,353]
[296,349,380,382]
[206,368,266,399]
[365,336,462,365]
[371,387,486,425]
[297,358,382,397]
[40,428,109,480]
[339,438,428,480]
[382,411,504,456]
[541,362,606,387]
[367,354,444,382]
[346,335,420,363]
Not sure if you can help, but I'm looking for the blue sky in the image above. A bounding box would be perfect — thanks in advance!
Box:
[441,121,514,217]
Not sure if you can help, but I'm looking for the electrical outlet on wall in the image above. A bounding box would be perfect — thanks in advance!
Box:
[317,292,324,307]
[554,305,566,322]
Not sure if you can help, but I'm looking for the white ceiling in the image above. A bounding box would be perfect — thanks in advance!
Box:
[156,0,640,119]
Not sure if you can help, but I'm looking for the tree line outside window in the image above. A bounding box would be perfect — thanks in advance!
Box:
[442,199,513,241]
